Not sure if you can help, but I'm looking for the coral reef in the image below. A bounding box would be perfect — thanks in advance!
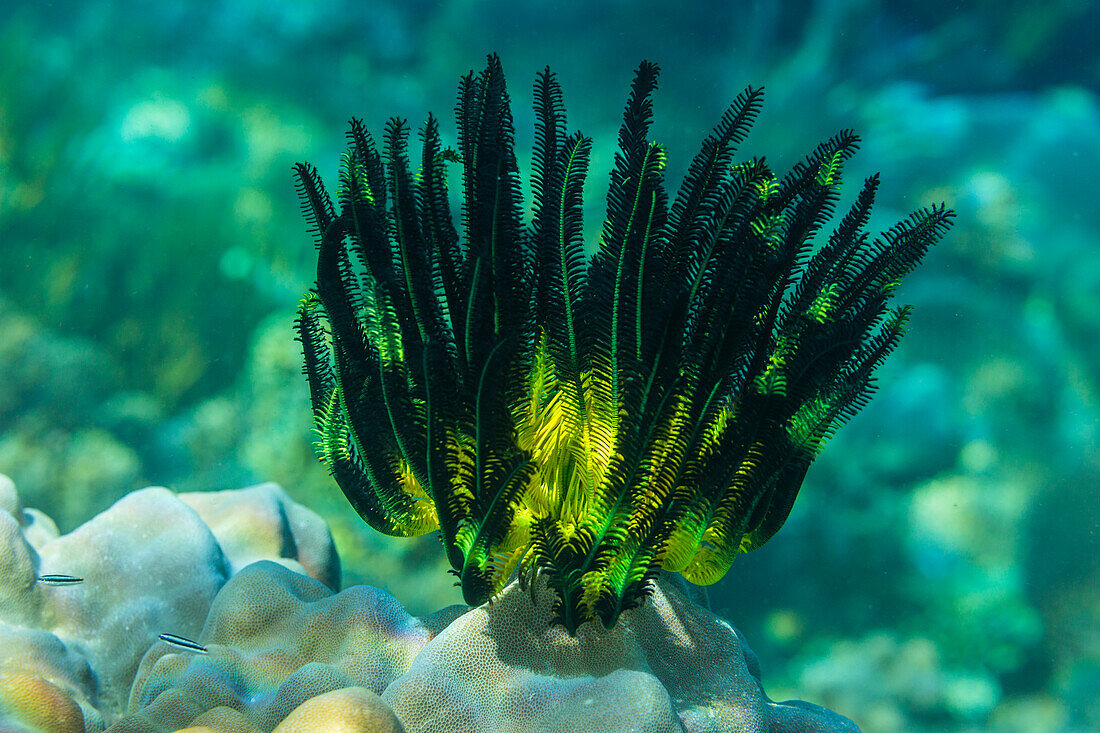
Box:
[113,560,440,733]
[123,560,857,732]
[4,4,1096,729]
[382,572,856,733]
[0,476,857,732]
[0,475,337,731]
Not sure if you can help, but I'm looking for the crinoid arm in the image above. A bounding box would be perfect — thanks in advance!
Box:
[296,53,953,632]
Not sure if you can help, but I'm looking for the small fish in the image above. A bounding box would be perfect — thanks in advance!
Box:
[36,574,84,586]
[157,633,208,654]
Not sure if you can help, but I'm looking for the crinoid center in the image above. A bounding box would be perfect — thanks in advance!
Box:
[382,575,860,733]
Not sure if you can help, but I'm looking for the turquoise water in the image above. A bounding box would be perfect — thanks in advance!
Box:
[0,1,1096,730]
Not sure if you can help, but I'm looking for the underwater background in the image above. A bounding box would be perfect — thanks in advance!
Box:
[0,1,1096,731]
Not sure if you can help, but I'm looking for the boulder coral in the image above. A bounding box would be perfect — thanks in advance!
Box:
[381,572,858,733]
[114,561,449,732]
[0,475,858,732]
[0,475,337,732]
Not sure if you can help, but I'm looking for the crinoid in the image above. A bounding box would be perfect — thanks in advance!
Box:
[295,53,953,632]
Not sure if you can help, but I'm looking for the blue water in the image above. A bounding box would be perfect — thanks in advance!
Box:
[0,2,1096,731]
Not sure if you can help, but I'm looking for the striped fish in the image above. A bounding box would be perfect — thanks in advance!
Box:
[36,574,84,586]
[157,633,208,654]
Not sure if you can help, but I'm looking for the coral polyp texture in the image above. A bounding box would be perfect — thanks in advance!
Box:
[0,475,340,732]
[381,572,858,733]
[0,476,856,732]
[296,54,953,630]
[125,561,857,733]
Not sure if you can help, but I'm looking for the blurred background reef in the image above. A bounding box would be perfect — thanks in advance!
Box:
[0,1,1096,731]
